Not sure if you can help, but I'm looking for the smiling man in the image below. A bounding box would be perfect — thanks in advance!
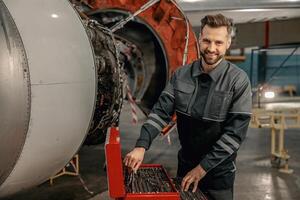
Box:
[124,14,252,200]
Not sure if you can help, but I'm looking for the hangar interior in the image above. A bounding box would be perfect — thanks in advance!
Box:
[1,0,300,200]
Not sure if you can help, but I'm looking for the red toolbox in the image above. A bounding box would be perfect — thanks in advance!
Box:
[105,127,208,200]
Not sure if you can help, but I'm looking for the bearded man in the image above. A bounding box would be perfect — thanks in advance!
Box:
[124,14,252,200]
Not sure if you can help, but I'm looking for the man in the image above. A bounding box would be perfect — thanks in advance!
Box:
[124,14,252,200]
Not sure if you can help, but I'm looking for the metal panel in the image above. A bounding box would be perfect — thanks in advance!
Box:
[0,1,30,186]
[0,0,96,197]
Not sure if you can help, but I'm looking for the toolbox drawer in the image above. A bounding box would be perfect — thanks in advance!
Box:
[124,164,179,200]
[105,127,208,200]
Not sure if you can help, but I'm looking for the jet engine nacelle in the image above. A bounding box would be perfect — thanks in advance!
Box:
[0,0,110,197]
[0,0,198,197]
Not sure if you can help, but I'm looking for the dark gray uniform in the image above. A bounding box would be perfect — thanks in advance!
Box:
[135,59,252,200]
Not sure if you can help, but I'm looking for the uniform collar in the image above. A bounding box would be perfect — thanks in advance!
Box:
[192,58,227,82]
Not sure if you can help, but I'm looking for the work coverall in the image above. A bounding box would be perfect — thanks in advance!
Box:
[135,59,252,200]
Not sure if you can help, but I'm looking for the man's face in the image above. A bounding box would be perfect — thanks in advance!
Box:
[199,25,231,66]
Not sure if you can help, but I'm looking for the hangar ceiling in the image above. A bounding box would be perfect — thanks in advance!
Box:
[177,0,300,25]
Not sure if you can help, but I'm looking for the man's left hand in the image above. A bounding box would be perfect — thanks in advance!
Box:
[181,165,207,192]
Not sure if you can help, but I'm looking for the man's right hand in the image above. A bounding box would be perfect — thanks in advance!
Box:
[123,147,146,172]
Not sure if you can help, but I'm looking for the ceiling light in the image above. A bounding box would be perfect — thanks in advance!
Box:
[51,14,59,18]
[232,9,272,12]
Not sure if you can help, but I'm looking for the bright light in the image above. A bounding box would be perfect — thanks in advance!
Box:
[264,91,275,99]
[51,14,59,18]
[231,9,272,12]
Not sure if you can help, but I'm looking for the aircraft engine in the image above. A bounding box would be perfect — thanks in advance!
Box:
[86,0,199,112]
[0,0,198,197]
[0,0,122,197]
[80,0,200,144]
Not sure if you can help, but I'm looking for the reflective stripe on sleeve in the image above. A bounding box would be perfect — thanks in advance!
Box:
[222,134,240,150]
[216,140,234,154]
[145,119,163,132]
[149,113,167,127]
[162,91,174,99]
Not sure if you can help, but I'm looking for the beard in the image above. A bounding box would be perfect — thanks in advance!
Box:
[200,49,224,66]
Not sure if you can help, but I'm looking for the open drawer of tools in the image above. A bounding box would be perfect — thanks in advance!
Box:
[123,164,179,199]
[105,127,208,200]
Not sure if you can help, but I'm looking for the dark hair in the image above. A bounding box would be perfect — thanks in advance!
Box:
[200,14,233,37]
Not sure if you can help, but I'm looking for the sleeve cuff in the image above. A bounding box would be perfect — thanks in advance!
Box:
[199,158,214,173]
[135,139,150,150]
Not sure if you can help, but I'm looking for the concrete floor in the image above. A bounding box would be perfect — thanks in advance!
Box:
[4,102,300,200]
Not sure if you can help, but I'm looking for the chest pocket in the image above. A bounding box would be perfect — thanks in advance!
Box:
[174,80,195,113]
[206,90,233,121]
